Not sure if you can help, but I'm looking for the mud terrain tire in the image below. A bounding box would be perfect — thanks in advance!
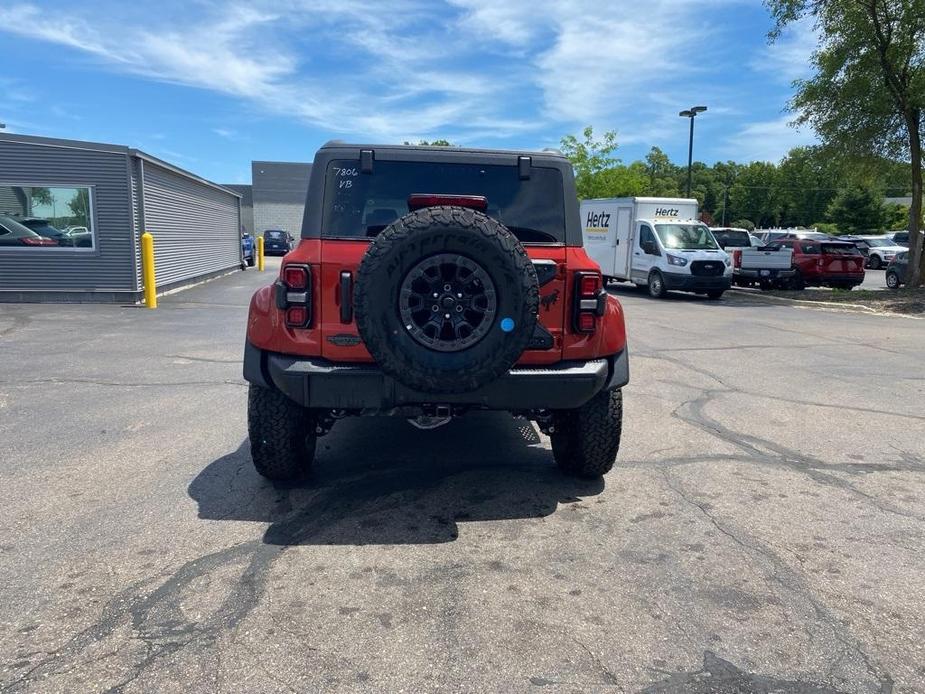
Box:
[354,206,539,394]
[248,384,315,480]
[551,389,623,478]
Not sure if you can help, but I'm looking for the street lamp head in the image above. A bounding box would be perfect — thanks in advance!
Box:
[679,110,693,118]
[692,105,708,114]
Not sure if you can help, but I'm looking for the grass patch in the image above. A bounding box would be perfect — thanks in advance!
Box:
[764,287,925,314]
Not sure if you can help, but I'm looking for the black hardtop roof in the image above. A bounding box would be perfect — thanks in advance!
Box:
[319,140,568,161]
[303,140,582,245]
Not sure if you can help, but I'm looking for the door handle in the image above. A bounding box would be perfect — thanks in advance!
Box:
[634,252,641,256]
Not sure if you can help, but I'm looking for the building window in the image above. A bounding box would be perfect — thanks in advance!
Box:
[0,185,94,250]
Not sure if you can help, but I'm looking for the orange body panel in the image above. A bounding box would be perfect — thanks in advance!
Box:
[246,239,627,362]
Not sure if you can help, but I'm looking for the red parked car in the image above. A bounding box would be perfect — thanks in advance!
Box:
[766,238,865,289]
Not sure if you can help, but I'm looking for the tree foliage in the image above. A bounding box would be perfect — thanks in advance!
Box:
[403,139,453,146]
[826,184,891,231]
[559,126,916,235]
[765,0,925,284]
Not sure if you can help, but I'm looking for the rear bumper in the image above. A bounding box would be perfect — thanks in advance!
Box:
[735,268,795,279]
[813,273,865,285]
[244,342,629,411]
[662,271,732,291]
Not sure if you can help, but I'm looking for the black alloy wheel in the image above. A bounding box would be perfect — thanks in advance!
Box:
[399,253,497,352]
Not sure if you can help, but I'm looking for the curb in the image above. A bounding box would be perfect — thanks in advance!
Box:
[727,289,923,319]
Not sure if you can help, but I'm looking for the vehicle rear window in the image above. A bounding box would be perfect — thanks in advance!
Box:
[712,230,751,248]
[264,230,285,239]
[322,159,566,243]
[821,243,860,255]
[801,243,819,253]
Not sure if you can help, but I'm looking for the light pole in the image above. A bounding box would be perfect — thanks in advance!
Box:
[679,106,707,197]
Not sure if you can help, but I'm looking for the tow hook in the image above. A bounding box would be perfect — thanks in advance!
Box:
[408,415,452,430]
[408,405,454,430]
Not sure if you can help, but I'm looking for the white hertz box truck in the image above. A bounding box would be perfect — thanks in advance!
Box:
[581,197,732,299]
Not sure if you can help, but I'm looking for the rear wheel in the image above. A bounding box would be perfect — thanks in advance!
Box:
[647,271,666,299]
[551,389,623,478]
[706,289,725,300]
[248,385,316,481]
[868,254,883,270]
[788,269,805,290]
[886,271,900,289]
[246,253,256,267]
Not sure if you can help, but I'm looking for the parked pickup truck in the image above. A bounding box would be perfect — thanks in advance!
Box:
[711,227,794,290]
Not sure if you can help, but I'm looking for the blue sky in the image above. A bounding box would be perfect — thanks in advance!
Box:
[0,1,817,184]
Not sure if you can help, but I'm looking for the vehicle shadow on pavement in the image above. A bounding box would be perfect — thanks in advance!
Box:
[188,412,604,545]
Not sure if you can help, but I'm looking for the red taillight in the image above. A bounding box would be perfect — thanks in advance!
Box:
[573,271,604,334]
[579,274,600,297]
[733,250,742,268]
[577,313,596,331]
[284,266,308,290]
[286,306,308,327]
[407,194,488,212]
[21,237,57,246]
[277,264,312,327]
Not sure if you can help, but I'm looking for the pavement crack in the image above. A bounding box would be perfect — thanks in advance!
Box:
[568,635,622,688]
[669,389,925,521]
[659,467,895,694]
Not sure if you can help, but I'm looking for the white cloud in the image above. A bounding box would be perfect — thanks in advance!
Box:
[721,116,817,162]
[0,0,800,157]
[752,16,817,84]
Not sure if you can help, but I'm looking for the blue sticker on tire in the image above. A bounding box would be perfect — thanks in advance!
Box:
[500,317,515,332]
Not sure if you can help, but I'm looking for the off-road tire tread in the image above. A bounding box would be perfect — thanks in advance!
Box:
[247,384,315,480]
[551,389,623,478]
[354,206,539,393]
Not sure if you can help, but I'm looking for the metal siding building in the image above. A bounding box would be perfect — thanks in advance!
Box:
[223,184,254,236]
[251,161,311,236]
[0,133,241,303]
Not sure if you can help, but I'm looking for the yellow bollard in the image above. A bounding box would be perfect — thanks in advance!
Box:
[141,231,157,309]
[257,235,265,272]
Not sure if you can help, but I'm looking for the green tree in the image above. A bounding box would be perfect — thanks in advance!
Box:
[727,162,781,227]
[826,184,889,231]
[766,0,925,284]
[30,187,53,208]
[67,189,90,224]
[560,127,621,199]
[644,147,681,196]
[402,139,453,146]
[776,146,841,226]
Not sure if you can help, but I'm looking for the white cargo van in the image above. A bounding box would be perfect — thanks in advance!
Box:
[581,197,732,299]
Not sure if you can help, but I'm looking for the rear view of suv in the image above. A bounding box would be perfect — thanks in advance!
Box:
[244,143,629,481]
[766,238,865,289]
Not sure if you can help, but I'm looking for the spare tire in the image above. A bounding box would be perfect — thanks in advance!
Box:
[354,206,539,394]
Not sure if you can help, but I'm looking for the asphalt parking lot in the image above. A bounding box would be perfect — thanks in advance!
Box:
[1,259,923,693]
